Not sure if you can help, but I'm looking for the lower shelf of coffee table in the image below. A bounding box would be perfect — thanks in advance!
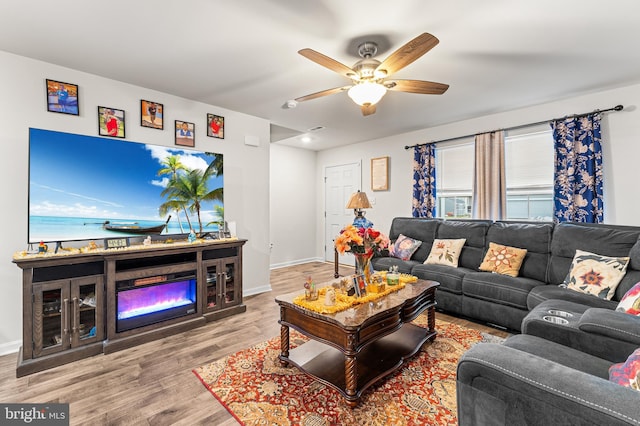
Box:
[283,323,435,401]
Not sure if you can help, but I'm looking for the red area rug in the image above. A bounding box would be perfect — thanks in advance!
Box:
[193,317,494,425]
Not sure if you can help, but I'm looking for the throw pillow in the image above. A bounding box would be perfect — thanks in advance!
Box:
[389,234,422,261]
[609,347,640,391]
[616,282,640,315]
[564,250,629,300]
[424,238,466,267]
[478,242,527,277]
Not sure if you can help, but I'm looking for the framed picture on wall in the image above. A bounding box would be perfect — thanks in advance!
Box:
[97,106,126,138]
[371,156,389,191]
[140,100,163,129]
[46,79,79,115]
[175,120,195,147]
[207,114,225,139]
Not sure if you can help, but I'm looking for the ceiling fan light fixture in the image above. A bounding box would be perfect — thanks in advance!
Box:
[347,81,387,106]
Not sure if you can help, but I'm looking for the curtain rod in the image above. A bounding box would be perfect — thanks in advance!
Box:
[404,104,624,150]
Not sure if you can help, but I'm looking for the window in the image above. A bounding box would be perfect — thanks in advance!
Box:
[434,126,554,221]
[435,140,474,218]
[505,127,554,221]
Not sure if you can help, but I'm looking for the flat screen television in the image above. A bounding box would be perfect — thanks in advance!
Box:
[28,128,223,244]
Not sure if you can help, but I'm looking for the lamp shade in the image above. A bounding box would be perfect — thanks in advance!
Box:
[346,191,372,209]
[347,82,387,106]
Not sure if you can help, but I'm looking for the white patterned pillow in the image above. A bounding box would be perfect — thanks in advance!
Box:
[564,250,630,300]
[616,282,640,315]
[424,239,466,267]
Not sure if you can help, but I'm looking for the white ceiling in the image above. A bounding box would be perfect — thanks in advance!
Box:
[2,0,640,151]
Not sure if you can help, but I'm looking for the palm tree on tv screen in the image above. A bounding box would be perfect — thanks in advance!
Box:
[159,154,223,235]
[157,155,189,232]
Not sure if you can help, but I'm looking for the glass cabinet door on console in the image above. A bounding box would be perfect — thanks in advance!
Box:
[203,258,239,312]
[32,276,103,357]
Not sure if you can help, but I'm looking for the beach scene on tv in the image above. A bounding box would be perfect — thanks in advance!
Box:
[28,128,224,244]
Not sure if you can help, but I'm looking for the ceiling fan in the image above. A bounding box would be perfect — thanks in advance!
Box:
[295,33,449,116]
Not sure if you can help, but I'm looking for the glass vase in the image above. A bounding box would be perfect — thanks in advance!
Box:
[354,252,373,285]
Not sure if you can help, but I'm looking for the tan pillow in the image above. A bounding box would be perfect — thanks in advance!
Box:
[479,242,527,277]
[564,250,629,300]
[424,239,466,267]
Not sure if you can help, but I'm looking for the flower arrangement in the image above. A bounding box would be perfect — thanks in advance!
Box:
[335,224,390,256]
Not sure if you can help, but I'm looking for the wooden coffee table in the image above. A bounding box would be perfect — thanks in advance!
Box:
[275,279,439,407]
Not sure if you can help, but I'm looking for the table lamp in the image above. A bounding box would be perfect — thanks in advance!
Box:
[346,190,373,228]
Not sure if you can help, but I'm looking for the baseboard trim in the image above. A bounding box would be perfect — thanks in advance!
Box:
[244,284,272,297]
[0,340,21,356]
[270,257,324,270]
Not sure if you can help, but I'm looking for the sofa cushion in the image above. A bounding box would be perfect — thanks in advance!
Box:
[527,285,619,310]
[609,348,640,391]
[371,256,418,275]
[616,282,640,315]
[504,334,613,379]
[489,221,553,282]
[436,220,492,270]
[424,238,466,267]
[564,250,629,300]
[479,242,528,277]
[387,217,439,262]
[628,238,640,271]
[579,308,640,347]
[411,263,471,295]
[462,271,543,310]
[613,269,640,302]
[548,223,640,285]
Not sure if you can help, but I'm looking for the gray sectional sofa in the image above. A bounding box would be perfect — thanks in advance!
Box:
[372,217,640,424]
[457,334,640,425]
[371,217,640,331]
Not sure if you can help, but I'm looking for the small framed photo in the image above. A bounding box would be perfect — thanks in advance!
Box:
[98,106,125,138]
[207,114,225,139]
[175,120,195,147]
[46,79,79,115]
[352,274,366,297]
[141,100,163,129]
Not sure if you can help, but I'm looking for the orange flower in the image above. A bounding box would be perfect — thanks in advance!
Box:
[335,224,388,255]
[489,247,515,267]
[580,269,603,287]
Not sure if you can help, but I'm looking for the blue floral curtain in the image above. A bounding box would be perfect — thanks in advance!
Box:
[412,144,436,218]
[551,113,603,223]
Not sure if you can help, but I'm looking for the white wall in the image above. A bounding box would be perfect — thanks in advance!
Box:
[315,83,640,260]
[269,145,319,268]
[0,51,271,354]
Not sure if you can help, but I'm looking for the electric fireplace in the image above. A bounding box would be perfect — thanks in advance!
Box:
[116,272,197,332]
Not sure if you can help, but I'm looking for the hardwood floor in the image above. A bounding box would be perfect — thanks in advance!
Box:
[0,262,509,425]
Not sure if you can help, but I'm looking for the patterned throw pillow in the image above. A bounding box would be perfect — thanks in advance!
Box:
[609,348,640,391]
[564,250,629,300]
[424,239,466,267]
[479,242,528,277]
[616,282,640,315]
[389,234,422,261]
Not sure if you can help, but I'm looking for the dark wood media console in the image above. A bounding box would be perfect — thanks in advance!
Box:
[13,239,247,377]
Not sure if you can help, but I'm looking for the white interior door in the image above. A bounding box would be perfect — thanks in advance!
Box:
[324,162,361,264]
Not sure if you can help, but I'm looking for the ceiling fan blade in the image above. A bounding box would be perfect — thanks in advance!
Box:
[361,104,376,116]
[295,86,351,102]
[298,48,358,80]
[385,79,449,95]
[375,33,439,77]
